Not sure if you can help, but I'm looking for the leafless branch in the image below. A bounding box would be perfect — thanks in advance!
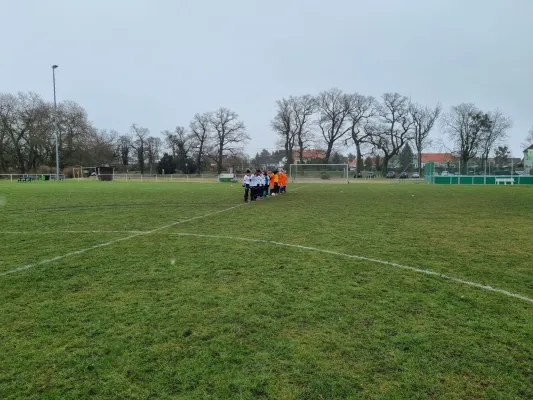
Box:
[210,108,249,174]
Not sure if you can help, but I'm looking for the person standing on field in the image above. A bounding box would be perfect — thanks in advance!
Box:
[263,171,270,197]
[273,170,280,194]
[242,169,252,203]
[279,170,287,193]
[251,170,260,201]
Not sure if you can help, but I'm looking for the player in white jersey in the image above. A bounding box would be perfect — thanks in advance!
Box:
[242,170,252,203]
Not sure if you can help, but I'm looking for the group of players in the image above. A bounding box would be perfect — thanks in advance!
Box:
[242,169,287,203]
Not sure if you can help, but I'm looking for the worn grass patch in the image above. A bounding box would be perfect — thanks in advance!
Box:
[0,181,532,399]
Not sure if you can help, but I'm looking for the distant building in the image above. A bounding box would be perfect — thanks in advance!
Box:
[292,149,326,162]
[347,153,453,170]
[413,153,454,169]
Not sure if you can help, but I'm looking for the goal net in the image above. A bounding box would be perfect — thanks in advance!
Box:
[289,164,349,183]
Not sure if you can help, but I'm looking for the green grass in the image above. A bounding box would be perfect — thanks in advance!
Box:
[0,181,532,399]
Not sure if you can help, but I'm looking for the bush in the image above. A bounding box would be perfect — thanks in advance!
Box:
[320,172,331,180]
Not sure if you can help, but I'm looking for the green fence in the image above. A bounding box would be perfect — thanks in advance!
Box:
[424,162,533,185]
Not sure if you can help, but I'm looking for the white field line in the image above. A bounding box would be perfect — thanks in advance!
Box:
[169,232,533,305]
[0,230,144,234]
[1,189,303,276]
[0,204,243,277]
[290,185,305,192]
[0,189,302,236]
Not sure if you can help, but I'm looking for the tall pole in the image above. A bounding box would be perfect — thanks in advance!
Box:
[52,65,59,180]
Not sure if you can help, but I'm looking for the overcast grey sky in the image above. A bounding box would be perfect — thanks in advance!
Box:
[3,0,532,157]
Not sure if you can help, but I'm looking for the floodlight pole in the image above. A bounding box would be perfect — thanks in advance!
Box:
[52,65,60,180]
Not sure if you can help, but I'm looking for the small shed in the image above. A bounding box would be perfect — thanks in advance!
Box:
[97,166,114,181]
[218,173,236,183]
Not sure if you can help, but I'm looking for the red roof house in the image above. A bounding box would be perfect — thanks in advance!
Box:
[292,149,326,161]
[420,153,454,164]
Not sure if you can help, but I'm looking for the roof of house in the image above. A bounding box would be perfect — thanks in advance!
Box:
[346,152,454,167]
[523,144,533,152]
[421,153,454,163]
[293,149,326,159]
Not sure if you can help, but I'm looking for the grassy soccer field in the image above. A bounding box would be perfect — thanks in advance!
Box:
[0,181,532,399]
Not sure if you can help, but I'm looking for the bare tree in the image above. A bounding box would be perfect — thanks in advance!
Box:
[522,126,533,149]
[271,95,315,166]
[367,93,413,174]
[162,130,176,157]
[316,88,355,163]
[1,93,27,172]
[291,95,316,163]
[0,94,20,171]
[164,126,193,172]
[130,124,149,174]
[117,135,131,166]
[0,100,7,171]
[146,136,162,174]
[442,103,492,174]
[176,127,192,162]
[189,112,212,173]
[410,102,441,175]
[479,110,512,172]
[0,92,53,173]
[346,94,375,172]
[86,128,117,166]
[56,101,92,168]
[163,127,183,158]
[210,108,249,174]
[0,91,115,173]
[271,98,296,166]
[25,97,54,171]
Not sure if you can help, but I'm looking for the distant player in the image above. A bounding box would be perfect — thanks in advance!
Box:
[263,171,270,197]
[273,170,280,194]
[279,170,287,193]
[251,170,261,201]
[242,169,252,203]
[269,171,275,196]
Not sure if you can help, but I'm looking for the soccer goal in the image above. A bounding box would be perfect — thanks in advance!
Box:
[289,164,349,183]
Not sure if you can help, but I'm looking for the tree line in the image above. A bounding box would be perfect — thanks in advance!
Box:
[158,108,249,175]
[271,88,518,174]
[1,89,529,176]
[122,108,249,175]
[0,92,116,174]
[0,91,250,174]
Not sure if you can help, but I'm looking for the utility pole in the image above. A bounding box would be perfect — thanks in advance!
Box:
[52,65,60,180]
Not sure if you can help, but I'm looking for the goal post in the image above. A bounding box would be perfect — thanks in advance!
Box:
[289,164,349,183]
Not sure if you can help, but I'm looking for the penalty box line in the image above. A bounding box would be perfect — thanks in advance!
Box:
[0,204,243,277]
